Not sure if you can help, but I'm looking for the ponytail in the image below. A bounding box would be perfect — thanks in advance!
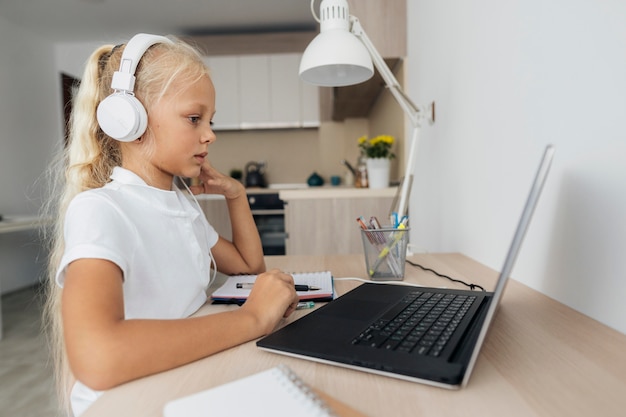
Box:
[42,44,122,414]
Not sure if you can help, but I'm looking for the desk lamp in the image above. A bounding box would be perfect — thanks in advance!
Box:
[299,0,434,217]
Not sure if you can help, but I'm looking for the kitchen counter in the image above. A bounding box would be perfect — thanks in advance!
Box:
[194,185,398,200]
[193,187,291,200]
[279,186,397,200]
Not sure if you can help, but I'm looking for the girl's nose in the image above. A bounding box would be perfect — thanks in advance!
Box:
[202,123,217,144]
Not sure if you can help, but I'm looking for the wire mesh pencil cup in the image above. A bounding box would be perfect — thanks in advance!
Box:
[360,227,409,280]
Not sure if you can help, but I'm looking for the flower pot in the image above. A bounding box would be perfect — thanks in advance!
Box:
[366,158,390,189]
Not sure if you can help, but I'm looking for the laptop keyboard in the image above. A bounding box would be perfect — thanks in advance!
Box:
[352,291,477,357]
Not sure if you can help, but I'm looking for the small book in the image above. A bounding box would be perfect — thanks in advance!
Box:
[163,365,337,417]
[211,271,334,303]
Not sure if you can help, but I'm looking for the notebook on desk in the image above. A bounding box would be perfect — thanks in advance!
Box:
[257,145,555,389]
[211,271,334,304]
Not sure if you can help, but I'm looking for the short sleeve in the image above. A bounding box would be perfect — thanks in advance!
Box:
[56,192,135,287]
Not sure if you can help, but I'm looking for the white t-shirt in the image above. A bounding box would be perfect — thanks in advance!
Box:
[56,167,219,416]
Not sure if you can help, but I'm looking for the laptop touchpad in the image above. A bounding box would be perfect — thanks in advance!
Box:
[319,298,389,321]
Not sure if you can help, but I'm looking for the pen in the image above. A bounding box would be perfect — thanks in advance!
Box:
[236,283,321,292]
[356,216,369,230]
[296,301,316,310]
[368,216,387,244]
[295,284,321,292]
[358,215,400,275]
[357,216,376,244]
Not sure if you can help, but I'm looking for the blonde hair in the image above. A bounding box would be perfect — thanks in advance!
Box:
[41,36,210,414]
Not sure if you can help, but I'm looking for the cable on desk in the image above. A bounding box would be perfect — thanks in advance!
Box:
[405,259,486,292]
[333,277,425,287]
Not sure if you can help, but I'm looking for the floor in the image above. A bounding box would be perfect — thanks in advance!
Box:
[0,285,60,416]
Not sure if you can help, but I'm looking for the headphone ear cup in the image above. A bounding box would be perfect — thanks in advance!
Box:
[97,93,148,142]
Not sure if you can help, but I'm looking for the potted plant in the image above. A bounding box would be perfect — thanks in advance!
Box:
[358,135,396,188]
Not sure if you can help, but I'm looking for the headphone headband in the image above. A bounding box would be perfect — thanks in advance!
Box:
[97,33,174,142]
[111,33,174,92]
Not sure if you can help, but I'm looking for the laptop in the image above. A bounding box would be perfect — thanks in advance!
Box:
[257,145,555,389]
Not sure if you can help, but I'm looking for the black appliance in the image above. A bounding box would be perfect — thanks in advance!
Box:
[244,161,267,188]
[247,192,285,255]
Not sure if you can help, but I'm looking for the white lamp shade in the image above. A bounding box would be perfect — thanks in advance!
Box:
[299,29,374,87]
[299,0,374,87]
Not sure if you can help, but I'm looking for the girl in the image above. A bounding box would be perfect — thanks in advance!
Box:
[43,34,300,416]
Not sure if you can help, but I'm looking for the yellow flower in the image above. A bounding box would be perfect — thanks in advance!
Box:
[357,135,396,159]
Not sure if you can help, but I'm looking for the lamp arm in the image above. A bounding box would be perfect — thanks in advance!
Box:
[349,17,423,127]
[350,16,429,217]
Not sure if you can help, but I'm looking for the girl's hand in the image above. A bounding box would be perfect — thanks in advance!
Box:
[189,160,244,200]
[240,269,300,334]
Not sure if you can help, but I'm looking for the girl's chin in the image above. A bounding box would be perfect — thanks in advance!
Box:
[181,167,201,180]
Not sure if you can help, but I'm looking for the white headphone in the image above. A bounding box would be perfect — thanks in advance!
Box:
[97,33,174,142]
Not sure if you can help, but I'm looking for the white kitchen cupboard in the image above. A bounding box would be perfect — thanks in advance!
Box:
[268,54,301,128]
[238,55,271,127]
[205,56,240,130]
[282,191,396,256]
[203,53,319,131]
[299,68,321,128]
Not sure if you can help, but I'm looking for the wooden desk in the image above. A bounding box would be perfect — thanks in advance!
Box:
[83,253,626,417]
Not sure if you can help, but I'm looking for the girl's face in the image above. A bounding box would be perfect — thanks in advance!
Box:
[136,74,216,190]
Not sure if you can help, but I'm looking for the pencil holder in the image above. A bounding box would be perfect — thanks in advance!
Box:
[360,227,409,280]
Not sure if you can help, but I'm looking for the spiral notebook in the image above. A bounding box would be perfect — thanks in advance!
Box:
[163,365,336,417]
[211,271,335,303]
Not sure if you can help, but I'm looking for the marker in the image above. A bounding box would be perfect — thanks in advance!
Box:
[236,283,320,292]
[391,212,399,228]
[296,301,315,310]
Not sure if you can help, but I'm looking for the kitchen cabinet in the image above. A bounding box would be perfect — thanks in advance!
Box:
[281,188,397,255]
[204,56,240,130]
[197,197,232,241]
[204,53,319,131]
[238,55,271,127]
[299,65,321,128]
[347,0,406,58]
[321,0,407,121]
[270,54,320,128]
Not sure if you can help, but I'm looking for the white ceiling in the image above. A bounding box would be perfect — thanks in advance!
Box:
[1,0,317,42]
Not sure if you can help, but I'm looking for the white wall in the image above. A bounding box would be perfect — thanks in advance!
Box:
[407,0,626,334]
[0,18,61,294]
[55,40,114,78]
[0,19,61,215]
